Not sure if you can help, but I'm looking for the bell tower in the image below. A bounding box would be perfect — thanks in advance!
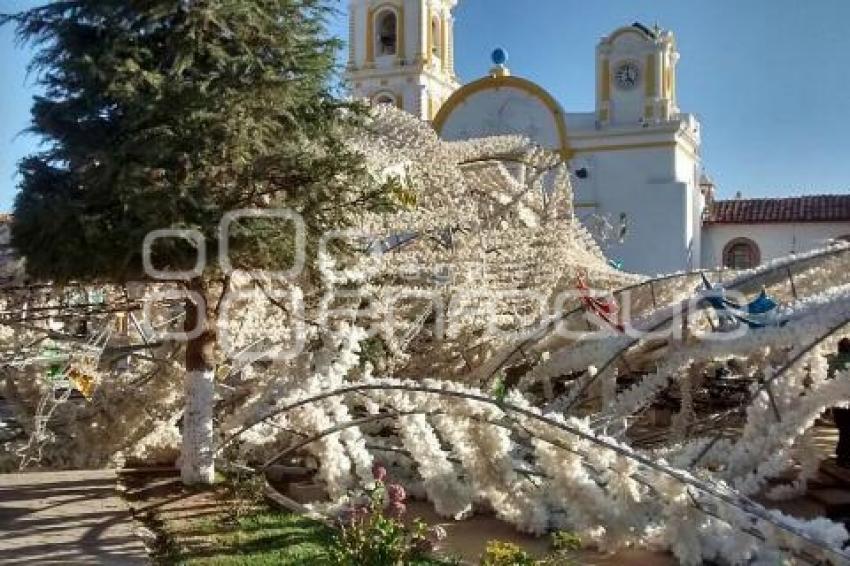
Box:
[346,0,461,121]
[596,23,679,127]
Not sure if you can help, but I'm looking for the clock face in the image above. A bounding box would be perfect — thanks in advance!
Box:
[614,61,640,90]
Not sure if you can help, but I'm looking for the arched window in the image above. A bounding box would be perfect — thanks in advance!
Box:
[431,16,441,58]
[374,93,396,106]
[376,10,398,56]
[723,238,760,270]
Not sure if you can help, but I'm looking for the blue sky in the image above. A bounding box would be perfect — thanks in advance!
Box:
[1,1,849,211]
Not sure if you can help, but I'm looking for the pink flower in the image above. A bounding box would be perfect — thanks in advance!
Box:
[372,462,387,482]
[387,500,406,518]
[387,483,406,503]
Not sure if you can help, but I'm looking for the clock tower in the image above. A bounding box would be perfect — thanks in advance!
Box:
[346,0,461,120]
[596,23,679,127]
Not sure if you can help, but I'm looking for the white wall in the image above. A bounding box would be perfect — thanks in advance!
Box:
[702,222,850,268]
[573,143,701,276]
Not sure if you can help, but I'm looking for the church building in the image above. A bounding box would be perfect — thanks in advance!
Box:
[346,1,850,275]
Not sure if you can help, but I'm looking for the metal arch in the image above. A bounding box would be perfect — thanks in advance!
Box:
[220,382,850,563]
[560,245,850,413]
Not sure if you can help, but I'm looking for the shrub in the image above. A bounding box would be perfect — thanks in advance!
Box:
[330,463,447,566]
[480,540,537,566]
[550,530,582,553]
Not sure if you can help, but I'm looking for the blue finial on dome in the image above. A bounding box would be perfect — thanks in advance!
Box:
[491,47,508,67]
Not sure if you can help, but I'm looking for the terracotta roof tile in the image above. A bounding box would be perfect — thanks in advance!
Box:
[706,195,850,224]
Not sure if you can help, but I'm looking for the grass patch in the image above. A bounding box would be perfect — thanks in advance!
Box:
[155,505,457,565]
[125,471,458,565]
[158,509,334,565]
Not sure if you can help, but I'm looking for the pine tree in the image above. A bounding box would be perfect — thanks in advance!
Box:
[3,0,387,484]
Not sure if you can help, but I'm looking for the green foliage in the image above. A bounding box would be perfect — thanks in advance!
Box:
[220,469,267,521]
[549,530,582,553]
[358,336,388,369]
[480,541,537,566]
[2,0,388,283]
[491,375,508,404]
[330,510,420,565]
[386,176,418,209]
[479,533,583,566]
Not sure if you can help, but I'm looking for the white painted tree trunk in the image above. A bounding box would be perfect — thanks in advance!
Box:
[180,369,215,484]
[180,279,217,486]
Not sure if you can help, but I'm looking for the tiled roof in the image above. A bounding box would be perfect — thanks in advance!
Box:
[706,195,850,224]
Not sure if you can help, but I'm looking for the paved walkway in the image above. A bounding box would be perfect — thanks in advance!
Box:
[0,470,149,565]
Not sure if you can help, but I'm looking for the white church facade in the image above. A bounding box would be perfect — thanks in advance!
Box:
[346,1,850,275]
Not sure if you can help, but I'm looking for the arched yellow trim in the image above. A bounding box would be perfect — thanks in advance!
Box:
[366,7,375,64]
[602,26,653,45]
[432,75,574,160]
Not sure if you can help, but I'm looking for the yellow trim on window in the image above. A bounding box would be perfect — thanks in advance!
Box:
[371,2,406,62]
[366,7,375,64]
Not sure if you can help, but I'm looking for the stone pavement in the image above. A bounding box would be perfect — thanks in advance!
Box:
[0,469,149,565]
